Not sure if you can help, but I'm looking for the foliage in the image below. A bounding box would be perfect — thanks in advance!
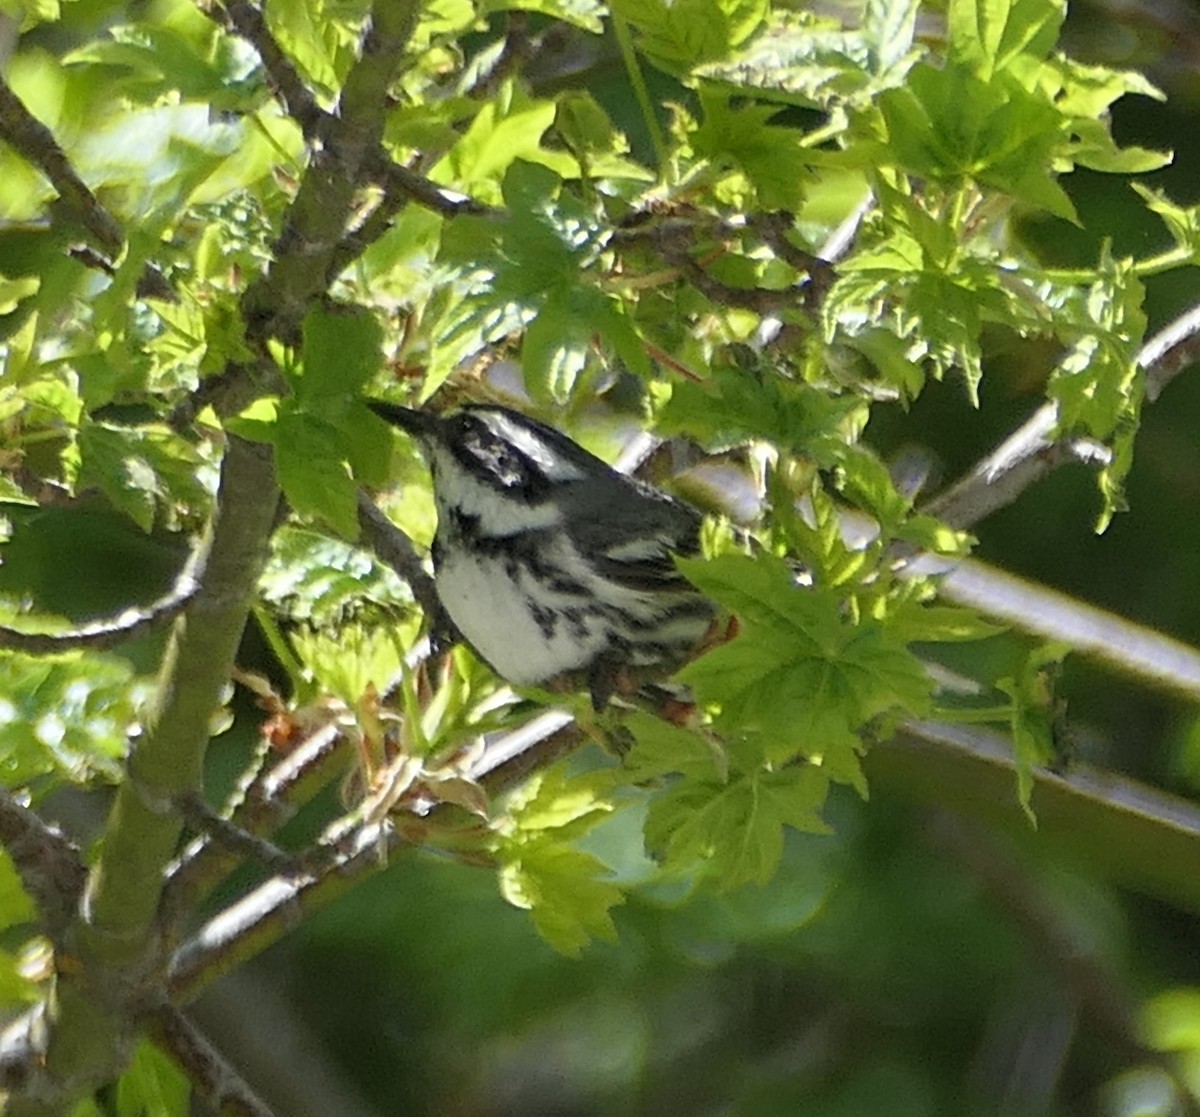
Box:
[1,0,1199,1112]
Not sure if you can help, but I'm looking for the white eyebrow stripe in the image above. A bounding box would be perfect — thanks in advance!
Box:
[479,412,586,482]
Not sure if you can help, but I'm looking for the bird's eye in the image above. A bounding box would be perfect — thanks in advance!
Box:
[457,417,533,490]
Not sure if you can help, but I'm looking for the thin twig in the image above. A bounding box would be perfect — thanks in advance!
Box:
[369,156,495,218]
[168,711,584,1003]
[0,790,86,943]
[924,300,1200,530]
[355,491,443,627]
[1142,299,1200,402]
[207,0,325,137]
[326,160,493,282]
[161,724,348,926]
[174,792,303,878]
[146,1002,281,1117]
[0,540,205,654]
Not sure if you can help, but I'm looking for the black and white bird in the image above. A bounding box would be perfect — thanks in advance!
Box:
[367,400,716,709]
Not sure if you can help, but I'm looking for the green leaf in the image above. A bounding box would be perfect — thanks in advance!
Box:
[878,62,1076,220]
[259,525,412,623]
[622,708,727,782]
[299,305,383,400]
[1141,988,1200,1052]
[498,842,623,955]
[430,83,575,199]
[114,1038,189,1117]
[482,0,605,34]
[0,945,41,1010]
[0,846,36,933]
[656,361,867,451]
[1046,253,1146,529]
[611,0,767,72]
[74,423,210,533]
[948,0,1064,81]
[1134,184,1200,261]
[0,651,142,785]
[862,0,921,76]
[505,767,617,843]
[677,554,933,765]
[692,85,813,210]
[996,641,1070,823]
[644,765,831,888]
[696,9,911,107]
[275,405,360,538]
[265,0,362,96]
[521,287,592,403]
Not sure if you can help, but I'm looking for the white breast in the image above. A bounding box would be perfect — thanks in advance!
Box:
[435,547,607,685]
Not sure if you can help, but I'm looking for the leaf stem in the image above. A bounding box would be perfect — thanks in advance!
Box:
[1044,245,1195,285]
[611,12,669,181]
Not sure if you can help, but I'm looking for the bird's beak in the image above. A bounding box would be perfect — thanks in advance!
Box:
[365,399,439,437]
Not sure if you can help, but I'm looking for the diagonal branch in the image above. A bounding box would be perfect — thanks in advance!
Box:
[168,711,583,1003]
[0,542,203,654]
[355,492,441,623]
[147,1002,281,1117]
[924,301,1200,530]
[241,1,420,339]
[0,76,122,254]
[0,789,86,945]
[209,0,325,136]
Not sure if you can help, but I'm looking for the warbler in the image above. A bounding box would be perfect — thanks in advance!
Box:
[368,400,716,709]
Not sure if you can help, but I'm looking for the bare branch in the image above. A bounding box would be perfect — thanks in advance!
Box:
[208,0,325,136]
[920,554,1200,701]
[369,154,495,218]
[0,790,86,943]
[925,300,1200,530]
[174,792,303,878]
[162,724,348,925]
[242,2,420,338]
[355,492,442,624]
[1142,299,1200,402]
[0,542,204,654]
[168,710,584,1003]
[0,77,122,254]
[168,820,389,1002]
[871,720,1200,913]
[147,1002,281,1117]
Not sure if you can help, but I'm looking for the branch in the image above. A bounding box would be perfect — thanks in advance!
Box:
[369,155,495,219]
[327,158,494,281]
[0,542,203,654]
[0,76,123,254]
[241,1,420,339]
[168,711,583,1003]
[208,0,325,136]
[355,492,442,626]
[161,724,349,927]
[147,1002,281,1117]
[3,440,284,1117]
[203,0,492,299]
[1142,299,1200,402]
[924,301,1200,530]
[920,554,1200,701]
[0,789,86,944]
[869,720,1200,914]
